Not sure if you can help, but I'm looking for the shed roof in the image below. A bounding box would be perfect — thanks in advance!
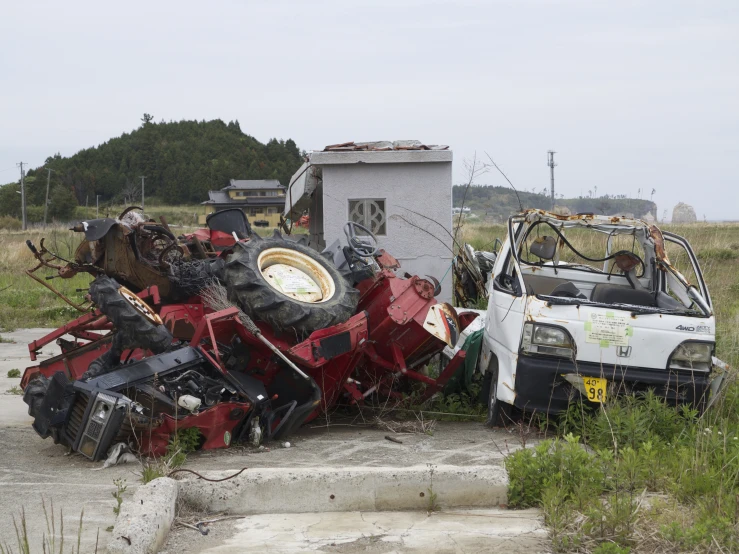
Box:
[202,190,286,206]
[225,179,283,190]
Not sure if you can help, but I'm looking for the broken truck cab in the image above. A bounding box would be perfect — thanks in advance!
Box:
[480,209,720,421]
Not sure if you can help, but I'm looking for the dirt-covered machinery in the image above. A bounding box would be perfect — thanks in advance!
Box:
[21,210,478,461]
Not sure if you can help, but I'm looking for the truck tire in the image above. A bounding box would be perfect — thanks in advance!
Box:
[82,276,172,379]
[483,359,512,428]
[224,232,359,336]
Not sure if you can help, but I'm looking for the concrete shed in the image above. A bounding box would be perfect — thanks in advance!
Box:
[284,142,454,302]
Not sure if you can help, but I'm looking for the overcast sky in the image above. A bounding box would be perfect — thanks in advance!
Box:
[1,0,737,220]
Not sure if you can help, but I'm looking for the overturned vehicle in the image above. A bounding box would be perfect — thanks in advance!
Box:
[21,210,479,461]
[478,210,726,424]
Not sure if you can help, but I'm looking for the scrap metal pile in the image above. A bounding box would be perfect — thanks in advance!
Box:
[20,208,478,461]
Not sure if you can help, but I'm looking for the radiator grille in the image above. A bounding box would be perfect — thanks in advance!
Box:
[66,395,89,442]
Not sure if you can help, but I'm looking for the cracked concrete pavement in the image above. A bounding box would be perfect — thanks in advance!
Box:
[0,329,140,552]
[163,509,549,553]
[1,328,549,554]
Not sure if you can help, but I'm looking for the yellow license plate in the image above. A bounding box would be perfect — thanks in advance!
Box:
[583,377,607,403]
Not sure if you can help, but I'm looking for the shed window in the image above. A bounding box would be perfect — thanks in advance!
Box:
[348,199,386,236]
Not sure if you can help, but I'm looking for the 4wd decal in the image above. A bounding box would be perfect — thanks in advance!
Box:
[676,324,712,334]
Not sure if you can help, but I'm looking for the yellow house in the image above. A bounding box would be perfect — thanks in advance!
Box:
[200,179,286,228]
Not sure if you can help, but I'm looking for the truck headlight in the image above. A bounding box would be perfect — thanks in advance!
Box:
[521,323,575,358]
[669,341,713,371]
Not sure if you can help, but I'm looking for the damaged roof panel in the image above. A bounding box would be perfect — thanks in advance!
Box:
[322,140,449,152]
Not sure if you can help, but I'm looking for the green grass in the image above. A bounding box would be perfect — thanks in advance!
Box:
[0,227,94,331]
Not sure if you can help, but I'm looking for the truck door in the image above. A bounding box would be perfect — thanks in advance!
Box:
[485,221,528,405]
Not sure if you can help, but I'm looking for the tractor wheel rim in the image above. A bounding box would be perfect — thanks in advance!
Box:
[257,247,335,304]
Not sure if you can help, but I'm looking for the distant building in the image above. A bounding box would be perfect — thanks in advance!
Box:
[200,179,286,227]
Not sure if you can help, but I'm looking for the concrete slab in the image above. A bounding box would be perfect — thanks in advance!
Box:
[179,420,523,471]
[179,464,508,515]
[107,478,179,554]
[162,509,549,554]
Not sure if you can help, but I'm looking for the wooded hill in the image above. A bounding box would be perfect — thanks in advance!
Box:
[0,117,304,221]
[453,185,658,221]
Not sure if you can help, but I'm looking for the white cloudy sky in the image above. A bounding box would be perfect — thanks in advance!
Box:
[1,0,737,220]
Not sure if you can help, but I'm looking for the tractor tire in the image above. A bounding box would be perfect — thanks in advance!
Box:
[224,231,359,337]
[23,375,50,422]
[82,276,172,380]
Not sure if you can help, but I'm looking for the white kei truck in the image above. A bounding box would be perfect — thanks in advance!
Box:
[478,210,725,424]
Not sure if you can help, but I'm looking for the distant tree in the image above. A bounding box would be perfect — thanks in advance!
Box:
[17,119,303,206]
[596,199,611,215]
[0,181,21,216]
[48,186,78,220]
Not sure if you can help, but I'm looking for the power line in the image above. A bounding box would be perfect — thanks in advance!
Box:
[43,167,55,227]
[18,162,27,230]
[547,150,557,210]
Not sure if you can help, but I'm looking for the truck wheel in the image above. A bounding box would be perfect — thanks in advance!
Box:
[483,360,511,427]
[224,231,359,336]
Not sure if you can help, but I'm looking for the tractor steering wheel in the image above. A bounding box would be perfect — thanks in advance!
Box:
[343,222,379,257]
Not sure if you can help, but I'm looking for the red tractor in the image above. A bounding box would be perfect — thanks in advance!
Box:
[21,210,477,460]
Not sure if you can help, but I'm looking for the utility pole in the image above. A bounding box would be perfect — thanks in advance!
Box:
[96,194,100,218]
[43,167,54,227]
[18,162,27,230]
[547,151,557,210]
[139,176,146,213]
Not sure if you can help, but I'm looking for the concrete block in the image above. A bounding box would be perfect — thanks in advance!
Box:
[178,464,507,515]
[106,477,178,554]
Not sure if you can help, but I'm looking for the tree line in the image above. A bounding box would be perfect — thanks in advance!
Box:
[0,117,304,222]
[453,185,657,221]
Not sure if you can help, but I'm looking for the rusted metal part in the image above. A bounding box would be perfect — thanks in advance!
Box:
[413,277,436,300]
[419,350,467,401]
[649,224,668,262]
[523,208,650,226]
[190,307,242,372]
[24,269,92,312]
[374,249,400,270]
